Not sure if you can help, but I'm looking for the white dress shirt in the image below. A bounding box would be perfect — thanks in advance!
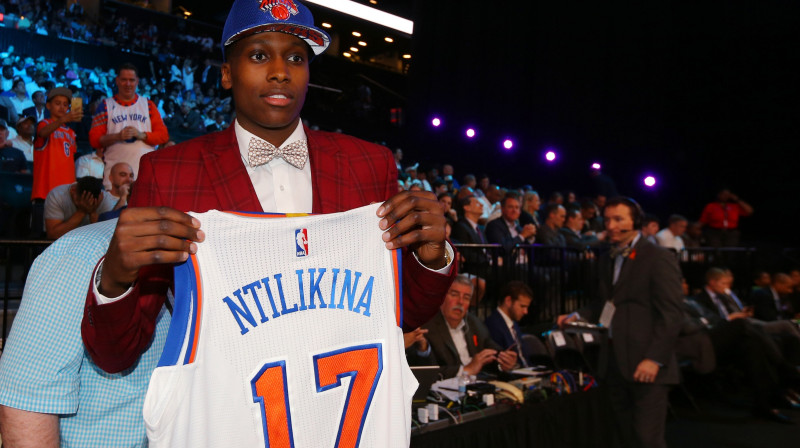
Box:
[234,119,313,213]
[655,228,685,252]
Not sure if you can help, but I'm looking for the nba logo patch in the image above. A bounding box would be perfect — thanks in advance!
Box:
[295,228,309,257]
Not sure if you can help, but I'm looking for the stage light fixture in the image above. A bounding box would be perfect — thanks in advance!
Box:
[466,128,476,138]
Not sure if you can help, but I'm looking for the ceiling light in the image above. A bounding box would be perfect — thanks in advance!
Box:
[384,37,393,43]
[343,52,352,57]
[402,54,411,59]
[322,22,332,28]
[352,31,361,37]
[358,41,367,46]
[305,0,414,34]
[350,47,359,52]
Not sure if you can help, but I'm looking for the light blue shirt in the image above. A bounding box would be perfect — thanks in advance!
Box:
[0,220,170,447]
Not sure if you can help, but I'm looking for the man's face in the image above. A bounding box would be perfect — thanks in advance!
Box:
[13,80,26,94]
[442,164,453,176]
[46,96,70,119]
[221,32,310,145]
[441,282,473,325]
[595,195,607,209]
[464,196,483,216]
[549,206,566,228]
[581,206,596,220]
[0,128,8,145]
[503,294,531,322]
[774,279,793,296]
[671,220,688,237]
[604,204,636,246]
[566,212,585,231]
[707,277,727,295]
[642,221,659,237]
[501,198,521,222]
[17,119,34,137]
[478,177,489,191]
[439,195,452,211]
[486,186,502,204]
[110,164,134,190]
[116,69,139,99]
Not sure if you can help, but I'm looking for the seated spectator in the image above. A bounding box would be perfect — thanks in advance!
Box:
[699,188,753,247]
[44,177,116,240]
[656,214,687,252]
[581,199,603,233]
[0,120,28,173]
[750,273,799,321]
[485,191,536,261]
[104,162,134,211]
[8,77,33,115]
[9,116,34,162]
[682,221,705,248]
[640,213,660,245]
[537,203,566,246]
[438,192,457,224]
[559,207,602,249]
[414,275,517,378]
[485,281,536,366]
[480,184,503,223]
[519,190,541,228]
[74,147,104,179]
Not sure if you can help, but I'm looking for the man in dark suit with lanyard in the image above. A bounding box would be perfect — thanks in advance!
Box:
[485,281,535,366]
[559,197,682,448]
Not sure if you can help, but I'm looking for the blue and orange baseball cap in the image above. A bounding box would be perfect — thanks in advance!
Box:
[222,0,331,58]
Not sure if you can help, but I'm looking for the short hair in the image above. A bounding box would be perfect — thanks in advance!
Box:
[668,214,688,225]
[117,63,138,77]
[75,176,104,199]
[605,196,643,229]
[437,192,452,201]
[452,274,474,290]
[642,213,660,227]
[463,174,476,184]
[580,200,595,211]
[565,207,582,220]
[543,203,563,219]
[705,267,727,284]
[501,281,534,303]
[501,191,521,207]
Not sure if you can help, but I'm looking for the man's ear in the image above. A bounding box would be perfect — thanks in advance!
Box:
[220,63,232,90]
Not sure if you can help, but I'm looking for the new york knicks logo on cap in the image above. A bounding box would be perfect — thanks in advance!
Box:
[295,228,309,257]
[260,0,299,21]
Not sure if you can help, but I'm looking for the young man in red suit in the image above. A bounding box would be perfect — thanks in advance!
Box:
[82,0,456,373]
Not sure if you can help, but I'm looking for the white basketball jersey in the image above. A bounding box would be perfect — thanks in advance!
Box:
[102,95,154,188]
[143,204,417,448]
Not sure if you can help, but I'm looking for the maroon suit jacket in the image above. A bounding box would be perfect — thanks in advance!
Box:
[82,125,456,373]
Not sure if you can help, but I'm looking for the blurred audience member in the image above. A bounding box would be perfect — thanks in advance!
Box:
[75,147,104,179]
[537,204,566,246]
[699,188,753,247]
[519,190,541,228]
[640,214,660,245]
[682,221,705,248]
[9,116,35,162]
[44,177,116,240]
[656,214,688,252]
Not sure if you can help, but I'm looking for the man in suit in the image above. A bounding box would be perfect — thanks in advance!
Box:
[485,281,536,367]
[537,203,567,246]
[21,90,46,123]
[419,275,517,379]
[560,207,603,249]
[485,191,536,262]
[751,273,798,322]
[81,0,456,377]
[451,191,490,271]
[559,197,683,448]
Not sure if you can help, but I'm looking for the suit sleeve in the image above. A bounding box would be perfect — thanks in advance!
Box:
[81,155,172,373]
[643,249,684,365]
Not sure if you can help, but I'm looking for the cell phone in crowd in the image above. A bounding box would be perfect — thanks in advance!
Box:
[71,97,83,115]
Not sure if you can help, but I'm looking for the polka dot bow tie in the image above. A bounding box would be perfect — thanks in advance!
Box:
[247,137,308,169]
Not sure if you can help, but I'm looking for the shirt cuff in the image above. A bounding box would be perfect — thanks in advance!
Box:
[415,345,432,358]
[92,259,135,305]
[411,242,454,275]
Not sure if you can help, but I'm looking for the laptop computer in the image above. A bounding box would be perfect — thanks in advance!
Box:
[410,366,443,405]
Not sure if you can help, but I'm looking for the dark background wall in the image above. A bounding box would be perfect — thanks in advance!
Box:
[406,0,800,246]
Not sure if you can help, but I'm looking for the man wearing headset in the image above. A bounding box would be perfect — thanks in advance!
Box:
[559,197,682,448]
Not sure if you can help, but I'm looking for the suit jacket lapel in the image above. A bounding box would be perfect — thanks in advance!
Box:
[437,313,462,363]
[307,128,344,214]
[203,127,262,212]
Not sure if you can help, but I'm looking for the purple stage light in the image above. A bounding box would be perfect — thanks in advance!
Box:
[591,162,601,170]
[503,139,514,150]
[466,128,476,138]
[545,151,556,162]
[431,117,441,127]
[644,176,657,187]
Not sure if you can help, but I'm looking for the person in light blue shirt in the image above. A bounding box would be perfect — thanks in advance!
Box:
[0,220,169,447]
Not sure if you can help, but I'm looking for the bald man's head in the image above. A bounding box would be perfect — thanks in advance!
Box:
[109,162,134,196]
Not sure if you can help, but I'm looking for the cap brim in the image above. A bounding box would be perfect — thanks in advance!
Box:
[224,23,330,56]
